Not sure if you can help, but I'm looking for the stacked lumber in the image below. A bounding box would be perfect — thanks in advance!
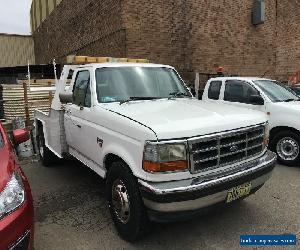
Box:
[2,79,55,123]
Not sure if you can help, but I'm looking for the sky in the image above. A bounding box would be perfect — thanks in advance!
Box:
[0,0,32,35]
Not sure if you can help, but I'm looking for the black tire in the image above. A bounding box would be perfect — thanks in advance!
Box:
[270,130,300,166]
[106,161,150,242]
[37,126,58,167]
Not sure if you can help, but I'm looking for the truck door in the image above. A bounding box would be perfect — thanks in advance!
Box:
[64,70,93,155]
[220,80,266,112]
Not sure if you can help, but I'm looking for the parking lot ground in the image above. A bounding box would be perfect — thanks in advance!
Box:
[21,157,300,250]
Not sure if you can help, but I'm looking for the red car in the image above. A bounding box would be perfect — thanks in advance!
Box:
[0,122,34,249]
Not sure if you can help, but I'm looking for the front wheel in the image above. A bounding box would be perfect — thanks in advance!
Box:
[270,130,300,166]
[106,161,150,242]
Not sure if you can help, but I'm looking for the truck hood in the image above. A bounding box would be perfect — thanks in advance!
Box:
[273,100,300,111]
[102,99,267,140]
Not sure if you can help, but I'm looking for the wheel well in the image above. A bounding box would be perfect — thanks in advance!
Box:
[270,126,300,141]
[104,153,126,170]
[36,120,43,131]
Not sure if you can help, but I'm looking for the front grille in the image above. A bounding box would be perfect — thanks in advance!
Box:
[189,125,265,173]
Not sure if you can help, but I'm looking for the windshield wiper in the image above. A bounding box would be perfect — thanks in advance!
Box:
[120,97,159,105]
[283,98,298,102]
[168,91,190,99]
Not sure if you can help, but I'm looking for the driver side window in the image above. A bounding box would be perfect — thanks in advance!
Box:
[208,81,222,100]
[73,70,91,107]
[224,80,259,104]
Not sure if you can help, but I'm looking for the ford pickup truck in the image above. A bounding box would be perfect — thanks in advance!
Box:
[203,77,300,166]
[34,57,276,241]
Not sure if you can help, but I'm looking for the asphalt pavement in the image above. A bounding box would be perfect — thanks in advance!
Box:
[21,157,300,250]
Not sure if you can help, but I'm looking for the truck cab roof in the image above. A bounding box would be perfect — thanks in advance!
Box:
[209,77,273,82]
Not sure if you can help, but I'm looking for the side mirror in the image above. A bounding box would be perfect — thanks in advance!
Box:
[13,129,30,145]
[59,92,73,104]
[249,95,264,105]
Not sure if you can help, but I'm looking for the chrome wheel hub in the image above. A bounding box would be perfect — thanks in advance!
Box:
[276,137,299,161]
[111,179,130,224]
[38,138,44,157]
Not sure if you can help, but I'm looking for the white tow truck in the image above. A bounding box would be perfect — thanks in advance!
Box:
[203,77,300,166]
[34,56,276,241]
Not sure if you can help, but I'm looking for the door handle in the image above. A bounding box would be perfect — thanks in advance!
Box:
[76,124,82,128]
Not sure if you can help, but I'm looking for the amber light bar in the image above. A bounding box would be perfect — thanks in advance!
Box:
[66,55,149,64]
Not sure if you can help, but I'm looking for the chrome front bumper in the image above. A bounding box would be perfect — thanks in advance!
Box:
[139,150,276,220]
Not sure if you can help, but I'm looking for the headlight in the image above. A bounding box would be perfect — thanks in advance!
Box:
[0,172,25,219]
[143,142,188,172]
[263,122,270,149]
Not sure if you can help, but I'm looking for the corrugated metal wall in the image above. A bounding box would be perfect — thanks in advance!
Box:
[0,34,35,67]
[31,0,64,32]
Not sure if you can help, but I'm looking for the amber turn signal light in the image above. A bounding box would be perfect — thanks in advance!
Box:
[143,160,188,173]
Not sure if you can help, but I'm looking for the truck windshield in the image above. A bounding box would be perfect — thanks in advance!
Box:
[254,80,300,103]
[95,67,191,103]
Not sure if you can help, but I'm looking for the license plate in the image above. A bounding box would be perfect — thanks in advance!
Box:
[226,182,252,203]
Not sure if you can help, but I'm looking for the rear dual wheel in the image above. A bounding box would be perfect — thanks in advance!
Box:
[37,126,58,166]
